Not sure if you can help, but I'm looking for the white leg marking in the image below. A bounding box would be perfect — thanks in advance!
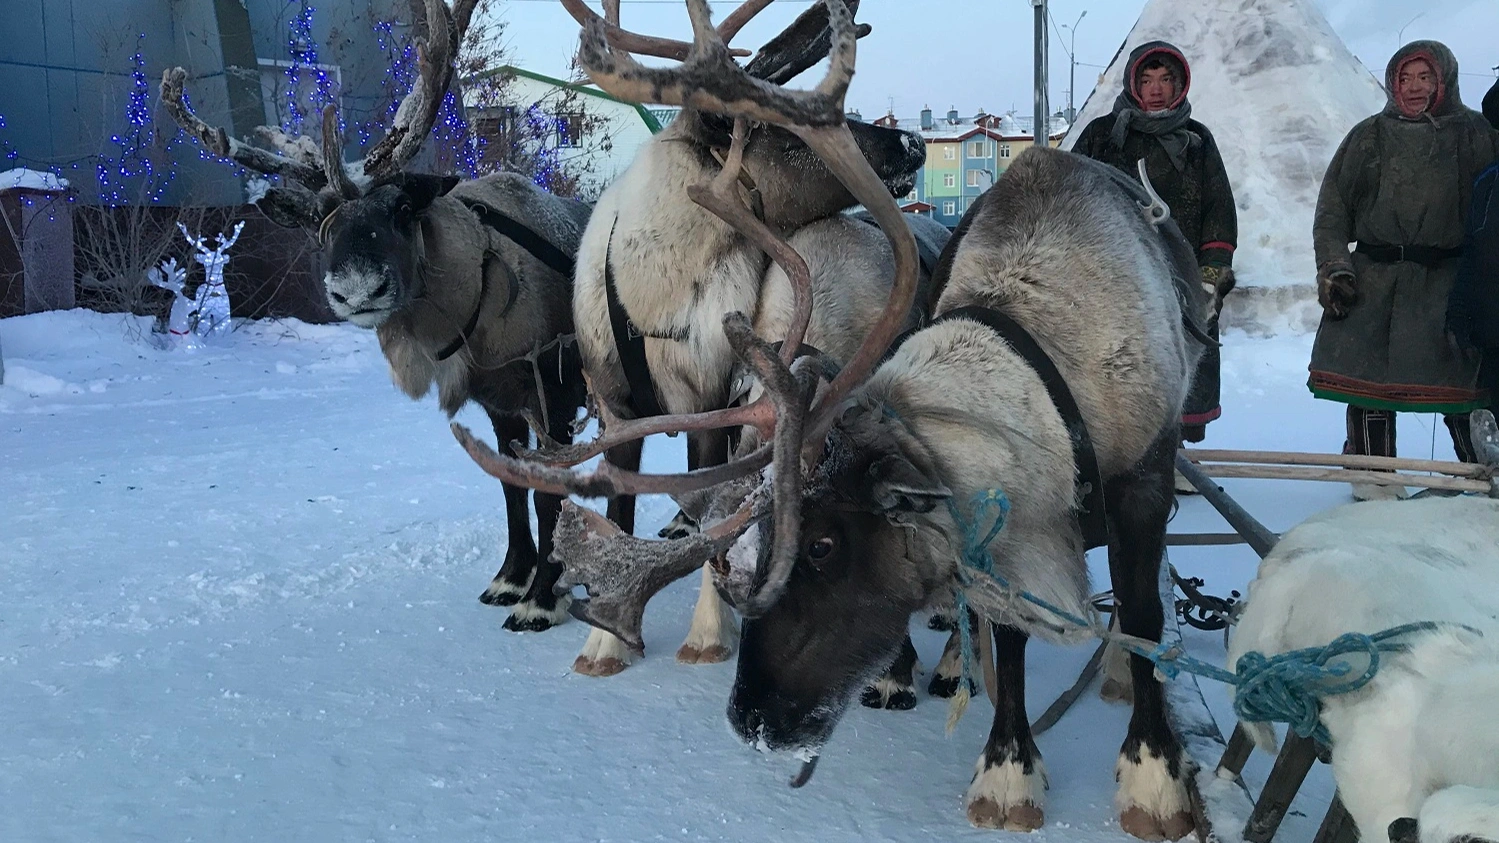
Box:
[677,563,738,664]
[573,627,637,677]
[965,755,1048,831]
[1116,747,1194,840]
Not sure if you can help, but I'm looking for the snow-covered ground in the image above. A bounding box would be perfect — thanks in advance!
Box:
[0,311,1470,842]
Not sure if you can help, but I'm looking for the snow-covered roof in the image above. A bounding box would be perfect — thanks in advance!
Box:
[866,110,1069,143]
[0,168,70,193]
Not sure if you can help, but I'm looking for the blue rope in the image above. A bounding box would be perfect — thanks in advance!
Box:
[946,487,1466,745]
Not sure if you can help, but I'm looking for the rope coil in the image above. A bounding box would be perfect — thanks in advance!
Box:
[943,487,1474,743]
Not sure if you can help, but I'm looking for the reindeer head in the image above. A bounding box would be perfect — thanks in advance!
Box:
[320,173,460,327]
[724,402,952,753]
[160,0,480,330]
[673,111,924,227]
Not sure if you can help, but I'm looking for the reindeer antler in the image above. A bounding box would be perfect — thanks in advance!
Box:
[162,0,475,215]
[449,0,917,632]
[159,67,328,189]
[559,0,753,61]
[362,0,477,178]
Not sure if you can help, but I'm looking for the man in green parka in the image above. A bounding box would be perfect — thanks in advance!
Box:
[1072,41,1238,493]
[1310,41,1499,500]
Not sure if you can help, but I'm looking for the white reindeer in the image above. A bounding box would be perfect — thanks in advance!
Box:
[1229,495,1499,843]
[177,220,244,342]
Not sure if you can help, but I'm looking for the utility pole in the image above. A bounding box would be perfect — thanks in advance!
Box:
[1062,10,1087,123]
[1032,0,1049,149]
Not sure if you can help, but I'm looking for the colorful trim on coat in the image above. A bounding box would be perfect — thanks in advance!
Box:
[1308,370,1489,414]
[1181,406,1222,425]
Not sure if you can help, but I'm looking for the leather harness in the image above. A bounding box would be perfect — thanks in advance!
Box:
[883,305,1111,551]
[433,199,578,362]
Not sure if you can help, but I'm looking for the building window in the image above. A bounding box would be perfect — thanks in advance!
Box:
[943,146,956,161]
[968,140,987,158]
[942,201,956,216]
[966,170,987,187]
[999,144,1012,158]
[557,112,585,147]
[943,173,956,188]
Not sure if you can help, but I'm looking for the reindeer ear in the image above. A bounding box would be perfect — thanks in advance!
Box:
[396,173,462,213]
[866,453,951,514]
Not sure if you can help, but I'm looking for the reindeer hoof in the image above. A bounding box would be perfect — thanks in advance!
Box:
[503,613,559,633]
[479,577,529,606]
[1119,807,1194,841]
[676,643,732,664]
[572,654,629,677]
[1101,676,1134,705]
[479,587,522,606]
[501,599,569,633]
[967,798,1044,831]
[861,679,918,710]
[927,673,974,699]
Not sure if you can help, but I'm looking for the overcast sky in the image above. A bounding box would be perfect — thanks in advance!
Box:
[486,0,1499,119]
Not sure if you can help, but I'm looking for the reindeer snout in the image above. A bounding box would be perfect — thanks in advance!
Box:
[323,263,396,327]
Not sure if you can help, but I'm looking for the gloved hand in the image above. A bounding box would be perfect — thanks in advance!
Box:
[1198,265,1235,321]
[1317,263,1357,320]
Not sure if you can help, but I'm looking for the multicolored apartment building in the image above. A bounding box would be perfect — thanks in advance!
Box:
[867,107,1069,229]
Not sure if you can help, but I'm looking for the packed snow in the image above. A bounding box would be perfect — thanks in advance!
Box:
[1,310,1472,842]
[1060,0,1388,292]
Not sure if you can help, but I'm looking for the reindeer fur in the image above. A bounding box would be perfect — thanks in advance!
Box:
[324,171,614,629]
[724,147,1208,838]
[569,112,924,673]
[1228,496,1499,843]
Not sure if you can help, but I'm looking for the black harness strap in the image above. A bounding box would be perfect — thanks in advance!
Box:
[434,269,490,362]
[887,305,1110,551]
[432,199,576,363]
[602,219,668,419]
[461,199,577,277]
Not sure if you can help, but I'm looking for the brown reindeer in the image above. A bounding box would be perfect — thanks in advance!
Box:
[158,0,654,634]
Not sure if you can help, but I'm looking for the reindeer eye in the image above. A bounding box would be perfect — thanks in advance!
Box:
[807,537,836,561]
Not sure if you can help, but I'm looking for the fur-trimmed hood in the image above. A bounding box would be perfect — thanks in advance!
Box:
[1383,40,1464,121]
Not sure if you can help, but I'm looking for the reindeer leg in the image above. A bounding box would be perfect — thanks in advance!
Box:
[480,413,540,607]
[861,633,918,710]
[574,438,646,677]
[1107,430,1194,842]
[965,624,1046,831]
[677,429,738,664]
[503,403,577,633]
[928,616,978,699]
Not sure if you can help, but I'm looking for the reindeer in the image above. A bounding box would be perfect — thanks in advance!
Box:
[158,0,645,633]
[450,1,1212,838]
[543,0,935,678]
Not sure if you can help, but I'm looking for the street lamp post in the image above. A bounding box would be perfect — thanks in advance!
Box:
[1397,12,1423,46]
[1061,10,1087,123]
[1032,0,1048,150]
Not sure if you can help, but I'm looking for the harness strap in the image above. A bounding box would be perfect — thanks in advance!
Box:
[434,268,490,362]
[603,218,668,419]
[886,305,1110,550]
[460,199,577,277]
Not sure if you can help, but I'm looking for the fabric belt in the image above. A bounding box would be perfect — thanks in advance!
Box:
[1354,241,1462,267]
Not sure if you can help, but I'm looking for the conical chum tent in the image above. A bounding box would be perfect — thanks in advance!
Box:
[1061,0,1385,319]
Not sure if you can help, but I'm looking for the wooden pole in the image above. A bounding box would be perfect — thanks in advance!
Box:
[1182,447,1492,478]
[1192,463,1489,493]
